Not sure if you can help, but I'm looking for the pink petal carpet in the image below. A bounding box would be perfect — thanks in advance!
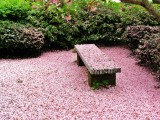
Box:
[0,46,160,120]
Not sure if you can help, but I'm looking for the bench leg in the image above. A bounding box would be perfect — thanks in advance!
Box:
[77,53,85,66]
[88,72,116,87]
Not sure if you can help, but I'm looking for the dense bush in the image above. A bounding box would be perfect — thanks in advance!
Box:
[26,3,124,49]
[123,25,160,80]
[135,34,160,80]
[25,1,160,49]
[0,0,159,49]
[122,26,160,49]
[0,21,44,56]
[0,0,31,21]
[0,0,159,48]
[73,5,123,43]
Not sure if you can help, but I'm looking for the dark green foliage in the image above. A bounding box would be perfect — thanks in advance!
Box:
[26,4,123,49]
[1,0,159,49]
[26,9,56,48]
[0,21,44,56]
[26,2,160,49]
[26,7,71,49]
[0,0,160,49]
[73,5,123,43]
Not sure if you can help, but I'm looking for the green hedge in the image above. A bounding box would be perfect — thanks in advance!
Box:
[26,4,124,49]
[0,1,160,51]
[0,21,44,57]
[0,1,159,49]
[25,2,160,49]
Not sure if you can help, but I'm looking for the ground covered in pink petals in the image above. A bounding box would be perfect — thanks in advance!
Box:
[0,46,160,120]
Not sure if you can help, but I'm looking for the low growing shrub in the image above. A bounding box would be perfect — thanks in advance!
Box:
[135,34,160,80]
[122,26,160,49]
[0,21,44,57]
[123,25,160,80]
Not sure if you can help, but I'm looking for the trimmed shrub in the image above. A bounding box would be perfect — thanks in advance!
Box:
[122,26,160,49]
[0,21,44,57]
[123,25,160,80]
[135,34,160,80]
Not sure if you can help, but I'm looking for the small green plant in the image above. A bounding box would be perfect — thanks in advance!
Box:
[0,0,31,20]
[92,80,109,90]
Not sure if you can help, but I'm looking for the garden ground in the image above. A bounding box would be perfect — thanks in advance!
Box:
[0,46,160,120]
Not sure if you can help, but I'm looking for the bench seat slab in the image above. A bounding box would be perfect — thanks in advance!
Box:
[75,44,121,75]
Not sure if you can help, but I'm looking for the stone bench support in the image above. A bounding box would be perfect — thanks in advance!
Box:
[88,72,116,86]
[77,53,85,66]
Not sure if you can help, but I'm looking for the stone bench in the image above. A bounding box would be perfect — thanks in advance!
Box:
[74,44,121,87]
